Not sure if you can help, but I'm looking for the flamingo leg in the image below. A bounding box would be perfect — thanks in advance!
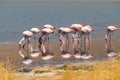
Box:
[109,32,114,51]
[107,32,112,52]
[111,32,114,50]
[105,31,109,50]
[80,34,83,51]
[59,35,65,52]
[18,49,25,58]
[33,35,36,50]
[47,35,50,53]
[86,34,91,52]
[84,35,86,52]
[19,37,25,49]
[72,33,75,50]
[38,35,46,55]
[106,31,112,53]
[27,38,32,56]
[66,34,69,52]
[23,39,29,51]
[77,32,80,50]
[74,33,79,54]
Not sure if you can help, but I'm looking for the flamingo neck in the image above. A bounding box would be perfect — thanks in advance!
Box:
[19,37,25,45]
[19,50,25,58]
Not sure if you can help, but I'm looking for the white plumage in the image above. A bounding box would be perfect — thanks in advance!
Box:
[81,25,94,33]
[41,28,54,34]
[22,30,33,38]
[59,27,73,34]
[70,24,84,31]
[43,24,55,30]
[30,28,40,34]
[107,25,119,31]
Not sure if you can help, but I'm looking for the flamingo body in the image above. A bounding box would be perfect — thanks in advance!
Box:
[43,24,55,30]
[31,28,40,34]
[107,26,119,32]
[70,24,84,31]
[59,27,72,34]
[22,31,33,38]
[81,25,94,34]
[41,28,54,34]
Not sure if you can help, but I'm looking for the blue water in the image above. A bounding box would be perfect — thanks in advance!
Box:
[0,1,120,42]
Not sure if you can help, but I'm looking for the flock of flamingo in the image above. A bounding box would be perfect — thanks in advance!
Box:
[18,24,120,64]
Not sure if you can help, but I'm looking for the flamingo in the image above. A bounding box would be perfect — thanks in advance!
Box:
[19,30,33,50]
[30,28,40,57]
[19,30,33,64]
[58,27,73,58]
[38,28,56,60]
[80,25,94,59]
[105,25,120,57]
[43,24,56,30]
[70,24,85,58]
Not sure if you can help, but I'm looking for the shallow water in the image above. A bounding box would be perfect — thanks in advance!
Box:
[0,1,120,41]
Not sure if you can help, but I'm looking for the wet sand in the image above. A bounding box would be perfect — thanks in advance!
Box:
[0,37,120,67]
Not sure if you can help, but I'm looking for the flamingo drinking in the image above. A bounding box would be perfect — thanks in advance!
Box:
[58,27,73,58]
[19,30,33,64]
[105,25,120,57]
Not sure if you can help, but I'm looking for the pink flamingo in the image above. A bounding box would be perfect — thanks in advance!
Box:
[70,24,85,58]
[80,25,94,59]
[43,24,56,30]
[30,28,40,57]
[39,28,56,60]
[105,25,120,57]
[58,27,73,58]
[19,30,33,64]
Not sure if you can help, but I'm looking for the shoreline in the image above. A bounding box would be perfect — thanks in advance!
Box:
[0,38,120,66]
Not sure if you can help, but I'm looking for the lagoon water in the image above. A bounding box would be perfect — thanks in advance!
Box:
[0,1,120,42]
